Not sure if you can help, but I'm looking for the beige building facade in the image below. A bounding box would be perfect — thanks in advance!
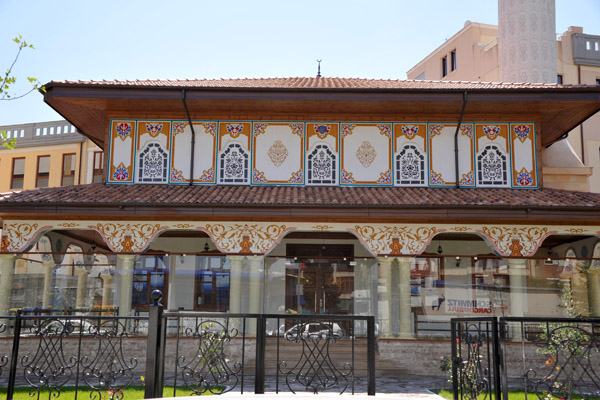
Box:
[0,120,104,193]
[407,22,600,192]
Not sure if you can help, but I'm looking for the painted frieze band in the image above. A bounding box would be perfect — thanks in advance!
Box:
[1,219,595,258]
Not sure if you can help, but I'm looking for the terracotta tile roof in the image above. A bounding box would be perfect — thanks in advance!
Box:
[2,184,600,209]
[46,77,599,91]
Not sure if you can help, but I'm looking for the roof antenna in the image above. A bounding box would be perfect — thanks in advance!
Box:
[317,59,322,77]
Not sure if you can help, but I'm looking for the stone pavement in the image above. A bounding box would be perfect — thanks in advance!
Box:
[158,375,449,400]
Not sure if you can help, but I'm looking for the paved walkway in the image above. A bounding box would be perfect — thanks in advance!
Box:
[157,375,449,400]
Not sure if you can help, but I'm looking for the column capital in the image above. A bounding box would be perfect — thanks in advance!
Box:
[377,256,395,264]
[0,254,17,262]
[227,255,246,262]
[116,254,137,262]
[397,257,414,266]
[507,258,526,269]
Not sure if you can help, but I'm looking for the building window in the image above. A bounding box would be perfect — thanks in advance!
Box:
[557,74,563,84]
[61,153,76,186]
[138,143,168,183]
[307,144,336,185]
[396,144,425,185]
[11,158,25,190]
[219,143,249,184]
[441,56,448,77]
[36,156,50,188]
[93,151,104,183]
[132,255,168,311]
[450,50,457,72]
[477,145,508,186]
[596,79,600,85]
[195,256,230,311]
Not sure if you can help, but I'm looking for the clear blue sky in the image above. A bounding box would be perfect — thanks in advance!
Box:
[1,0,599,125]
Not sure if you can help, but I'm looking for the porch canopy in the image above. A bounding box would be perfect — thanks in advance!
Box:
[42,77,600,149]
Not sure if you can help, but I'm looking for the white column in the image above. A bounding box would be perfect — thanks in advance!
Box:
[247,255,264,335]
[41,257,55,309]
[117,255,136,317]
[508,258,527,340]
[0,255,16,316]
[587,270,600,317]
[228,256,244,314]
[101,273,114,314]
[75,267,89,309]
[398,257,413,339]
[167,257,177,311]
[377,257,394,338]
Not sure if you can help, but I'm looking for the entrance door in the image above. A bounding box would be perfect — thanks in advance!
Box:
[285,244,354,315]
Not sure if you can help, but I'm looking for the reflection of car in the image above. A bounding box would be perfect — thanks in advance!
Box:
[284,322,345,340]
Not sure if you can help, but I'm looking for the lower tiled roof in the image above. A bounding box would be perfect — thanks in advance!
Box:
[1,184,600,209]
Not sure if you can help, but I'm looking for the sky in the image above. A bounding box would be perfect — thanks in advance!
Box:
[1,0,599,125]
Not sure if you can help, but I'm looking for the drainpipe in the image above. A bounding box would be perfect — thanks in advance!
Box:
[78,141,84,184]
[454,91,468,188]
[182,89,196,186]
[577,65,585,164]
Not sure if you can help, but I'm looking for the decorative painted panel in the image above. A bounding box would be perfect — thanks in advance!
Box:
[306,123,339,185]
[394,123,427,186]
[108,120,136,183]
[340,123,392,185]
[135,121,171,184]
[510,123,538,188]
[475,124,510,187]
[218,122,252,184]
[252,122,304,185]
[428,123,475,187]
[104,119,537,189]
[169,121,217,184]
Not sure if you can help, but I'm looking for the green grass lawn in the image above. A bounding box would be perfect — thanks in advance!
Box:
[0,385,223,399]
[432,389,600,400]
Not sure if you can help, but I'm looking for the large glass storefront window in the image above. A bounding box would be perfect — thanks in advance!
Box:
[2,235,600,341]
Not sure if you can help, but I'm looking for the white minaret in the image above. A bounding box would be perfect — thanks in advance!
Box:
[498,0,557,83]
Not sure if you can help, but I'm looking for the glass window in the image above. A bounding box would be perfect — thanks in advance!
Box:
[557,74,563,84]
[195,256,230,311]
[396,144,425,185]
[450,50,456,72]
[93,151,104,183]
[132,255,169,311]
[441,56,448,77]
[138,143,168,183]
[11,158,25,189]
[61,153,76,186]
[219,143,249,184]
[36,155,50,188]
[307,144,336,185]
[477,145,508,186]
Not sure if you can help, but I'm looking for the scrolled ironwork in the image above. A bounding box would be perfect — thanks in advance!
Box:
[176,319,242,395]
[456,323,490,400]
[278,321,351,394]
[80,320,138,400]
[526,323,600,399]
[0,321,7,378]
[20,318,78,398]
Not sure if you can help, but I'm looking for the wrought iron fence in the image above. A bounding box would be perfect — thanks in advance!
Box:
[451,316,600,400]
[1,312,148,400]
[148,292,376,397]
[451,317,502,400]
[2,290,376,398]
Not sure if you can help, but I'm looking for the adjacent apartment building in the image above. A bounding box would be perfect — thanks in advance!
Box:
[0,120,104,192]
[407,22,600,192]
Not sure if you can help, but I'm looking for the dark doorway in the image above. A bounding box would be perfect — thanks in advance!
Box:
[285,244,354,316]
